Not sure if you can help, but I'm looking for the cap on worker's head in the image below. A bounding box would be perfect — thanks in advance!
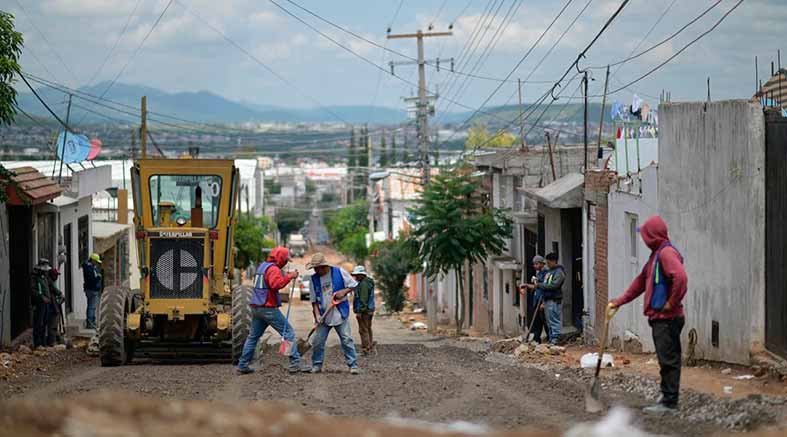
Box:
[351,265,367,276]
[35,258,51,271]
[90,253,102,264]
[532,255,545,264]
[306,252,330,270]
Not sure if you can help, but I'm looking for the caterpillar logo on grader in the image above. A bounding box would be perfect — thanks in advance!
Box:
[98,158,252,366]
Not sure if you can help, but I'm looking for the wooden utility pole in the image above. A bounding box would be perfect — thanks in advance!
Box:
[583,70,589,173]
[518,78,527,151]
[368,134,374,245]
[596,66,611,157]
[140,96,147,159]
[387,30,451,187]
[57,94,72,184]
[545,132,557,182]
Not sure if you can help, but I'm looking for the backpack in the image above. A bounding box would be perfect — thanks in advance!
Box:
[651,243,681,310]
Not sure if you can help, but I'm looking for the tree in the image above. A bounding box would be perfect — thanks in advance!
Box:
[389,133,398,165]
[409,165,513,333]
[305,178,317,194]
[370,236,420,312]
[325,200,369,262]
[0,11,22,127]
[275,208,309,240]
[464,124,517,150]
[234,216,275,268]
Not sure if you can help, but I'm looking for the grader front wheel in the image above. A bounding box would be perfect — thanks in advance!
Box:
[98,286,131,367]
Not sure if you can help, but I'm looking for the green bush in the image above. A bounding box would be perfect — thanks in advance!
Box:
[369,237,419,312]
[325,200,369,262]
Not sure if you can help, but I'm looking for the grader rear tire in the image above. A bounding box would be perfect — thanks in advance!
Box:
[99,286,130,367]
[231,285,252,364]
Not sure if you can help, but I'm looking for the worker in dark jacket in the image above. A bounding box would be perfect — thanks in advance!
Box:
[82,253,102,329]
[31,259,62,347]
[538,252,565,345]
[520,255,549,344]
[609,215,688,414]
[352,266,375,355]
[47,267,64,345]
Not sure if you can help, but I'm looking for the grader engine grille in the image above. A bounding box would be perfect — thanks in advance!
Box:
[150,238,204,299]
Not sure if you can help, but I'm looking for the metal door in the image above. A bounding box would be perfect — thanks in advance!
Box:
[765,109,787,359]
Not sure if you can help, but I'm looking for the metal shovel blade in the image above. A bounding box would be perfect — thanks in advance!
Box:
[585,377,604,413]
[296,337,312,355]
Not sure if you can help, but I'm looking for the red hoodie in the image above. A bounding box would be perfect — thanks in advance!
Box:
[259,247,293,308]
[612,216,688,320]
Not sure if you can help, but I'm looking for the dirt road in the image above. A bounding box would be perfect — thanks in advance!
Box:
[3,298,771,436]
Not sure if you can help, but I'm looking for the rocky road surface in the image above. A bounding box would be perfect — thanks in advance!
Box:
[2,299,786,436]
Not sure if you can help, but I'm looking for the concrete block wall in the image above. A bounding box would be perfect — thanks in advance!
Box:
[659,100,765,364]
[584,170,617,341]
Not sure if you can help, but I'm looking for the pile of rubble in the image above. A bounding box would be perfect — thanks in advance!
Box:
[490,338,566,357]
[0,342,86,385]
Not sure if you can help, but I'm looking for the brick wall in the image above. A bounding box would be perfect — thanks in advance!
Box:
[585,170,617,340]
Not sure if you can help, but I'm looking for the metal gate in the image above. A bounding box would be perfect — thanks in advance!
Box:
[765,109,787,359]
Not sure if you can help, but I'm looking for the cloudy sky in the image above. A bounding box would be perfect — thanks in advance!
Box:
[4,0,784,113]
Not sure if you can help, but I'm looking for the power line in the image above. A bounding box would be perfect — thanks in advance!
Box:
[439,0,524,116]
[175,0,351,125]
[439,0,576,131]
[12,0,81,86]
[588,0,723,70]
[18,73,73,132]
[606,0,744,96]
[84,0,144,88]
[278,0,543,85]
[98,0,174,100]
[611,0,677,77]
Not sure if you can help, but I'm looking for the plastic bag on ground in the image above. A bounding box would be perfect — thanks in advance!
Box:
[580,352,614,368]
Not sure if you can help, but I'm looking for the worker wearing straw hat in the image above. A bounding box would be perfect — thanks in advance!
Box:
[306,252,360,374]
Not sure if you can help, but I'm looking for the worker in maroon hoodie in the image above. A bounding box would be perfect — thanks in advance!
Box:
[608,215,688,414]
[236,246,307,375]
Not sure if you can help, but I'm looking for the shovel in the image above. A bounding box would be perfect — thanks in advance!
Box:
[585,304,618,413]
[297,303,336,355]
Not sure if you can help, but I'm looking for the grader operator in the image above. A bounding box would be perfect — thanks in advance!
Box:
[97,159,252,366]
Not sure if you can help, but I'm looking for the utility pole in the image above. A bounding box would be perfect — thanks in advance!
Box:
[596,66,610,164]
[140,96,147,159]
[583,70,589,174]
[368,133,374,247]
[387,30,452,186]
[57,94,72,184]
[518,78,527,151]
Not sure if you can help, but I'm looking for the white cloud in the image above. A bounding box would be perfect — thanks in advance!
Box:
[41,0,139,17]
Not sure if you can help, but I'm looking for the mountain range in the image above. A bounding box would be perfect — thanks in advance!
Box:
[16,81,410,125]
[16,81,611,127]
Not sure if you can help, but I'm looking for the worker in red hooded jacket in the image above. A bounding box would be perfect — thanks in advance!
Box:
[236,247,307,375]
[608,216,688,414]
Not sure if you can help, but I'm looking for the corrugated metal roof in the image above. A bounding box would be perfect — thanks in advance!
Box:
[522,173,584,209]
[5,166,64,205]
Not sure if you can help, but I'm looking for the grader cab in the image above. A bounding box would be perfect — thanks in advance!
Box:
[98,158,252,366]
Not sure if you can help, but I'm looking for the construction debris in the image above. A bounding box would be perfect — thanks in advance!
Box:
[491,338,521,354]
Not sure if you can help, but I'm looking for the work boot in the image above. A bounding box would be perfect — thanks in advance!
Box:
[236,367,255,375]
[289,363,311,374]
[310,365,323,374]
[643,402,677,415]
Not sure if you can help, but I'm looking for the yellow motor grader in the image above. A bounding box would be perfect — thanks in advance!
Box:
[98,158,252,366]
